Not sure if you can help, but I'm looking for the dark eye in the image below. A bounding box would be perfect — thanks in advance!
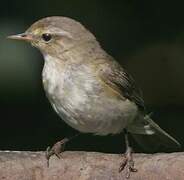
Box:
[42,33,52,42]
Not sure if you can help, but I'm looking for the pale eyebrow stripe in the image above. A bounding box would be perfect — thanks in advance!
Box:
[54,31,75,39]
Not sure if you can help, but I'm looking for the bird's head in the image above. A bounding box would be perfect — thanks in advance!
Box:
[8,16,96,57]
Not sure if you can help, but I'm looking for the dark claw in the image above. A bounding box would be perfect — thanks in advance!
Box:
[119,147,137,179]
[45,138,68,167]
[45,146,52,167]
[119,157,127,172]
[125,160,137,179]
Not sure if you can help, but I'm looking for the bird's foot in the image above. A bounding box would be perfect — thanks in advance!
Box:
[119,147,137,178]
[45,137,68,167]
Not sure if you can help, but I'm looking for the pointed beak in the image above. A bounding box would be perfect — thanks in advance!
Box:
[7,33,34,42]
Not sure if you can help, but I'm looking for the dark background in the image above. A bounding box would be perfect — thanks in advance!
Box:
[0,0,184,153]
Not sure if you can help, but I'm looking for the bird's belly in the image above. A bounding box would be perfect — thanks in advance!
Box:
[48,85,138,135]
[42,62,138,135]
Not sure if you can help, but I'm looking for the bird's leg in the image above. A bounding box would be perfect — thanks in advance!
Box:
[119,129,137,178]
[45,133,80,167]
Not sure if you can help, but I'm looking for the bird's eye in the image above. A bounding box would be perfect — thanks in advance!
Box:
[41,33,52,42]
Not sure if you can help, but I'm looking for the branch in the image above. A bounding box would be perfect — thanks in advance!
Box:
[0,151,184,180]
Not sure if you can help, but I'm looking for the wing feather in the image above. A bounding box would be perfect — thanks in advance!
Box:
[97,58,145,111]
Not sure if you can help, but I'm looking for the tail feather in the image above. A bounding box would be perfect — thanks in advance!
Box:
[127,114,181,152]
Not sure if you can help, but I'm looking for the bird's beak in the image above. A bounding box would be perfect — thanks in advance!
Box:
[7,33,34,42]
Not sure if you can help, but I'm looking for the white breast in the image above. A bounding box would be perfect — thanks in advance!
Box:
[42,55,63,95]
[41,54,139,135]
[42,54,81,127]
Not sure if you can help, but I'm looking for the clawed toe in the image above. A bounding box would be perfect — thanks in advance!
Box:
[125,159,137,178]
[119,130,138,179]
[45,138,68,167]
[119,147,137,178]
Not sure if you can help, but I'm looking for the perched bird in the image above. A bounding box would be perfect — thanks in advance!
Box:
[8,16,180,178]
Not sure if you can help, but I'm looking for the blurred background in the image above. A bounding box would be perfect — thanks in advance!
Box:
[0,0,184,153]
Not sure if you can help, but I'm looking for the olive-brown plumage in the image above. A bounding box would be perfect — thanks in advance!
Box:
[8,16,180,177]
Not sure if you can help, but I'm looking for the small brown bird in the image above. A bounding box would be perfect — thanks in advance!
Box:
[8,16,180,178]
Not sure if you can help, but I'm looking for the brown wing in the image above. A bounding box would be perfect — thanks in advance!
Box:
[98,58,145,111]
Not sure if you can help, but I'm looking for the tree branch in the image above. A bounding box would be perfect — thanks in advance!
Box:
[0,151,184,180]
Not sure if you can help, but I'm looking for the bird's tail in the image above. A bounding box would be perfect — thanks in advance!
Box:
[127,114,181,152]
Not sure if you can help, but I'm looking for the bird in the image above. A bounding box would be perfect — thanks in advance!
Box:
[8,16,180,178]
